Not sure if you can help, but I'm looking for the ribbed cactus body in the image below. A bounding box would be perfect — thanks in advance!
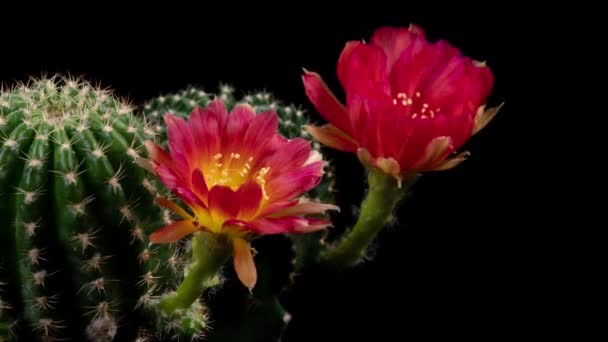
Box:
[0,77,204,341]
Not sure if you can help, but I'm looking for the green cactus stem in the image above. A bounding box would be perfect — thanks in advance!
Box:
[0,76,206,341]
[320,168,418,269]
[157,231,232,315]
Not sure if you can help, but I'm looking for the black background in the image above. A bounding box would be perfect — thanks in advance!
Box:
[2,3,606,339]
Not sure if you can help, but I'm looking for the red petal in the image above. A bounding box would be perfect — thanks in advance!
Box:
[208,185,240,221]
[235,181,263,219]
[191,168,209,206]
[336,43,389,95]
[304,124,358,153]
[370,25,425,71]
[301,70,353,136]
[337,41,364,90]
[173,185,206,209]
[232,238,257,291]
[149,220,198,244]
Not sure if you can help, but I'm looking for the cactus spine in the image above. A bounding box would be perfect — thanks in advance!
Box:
[0,76,205,341]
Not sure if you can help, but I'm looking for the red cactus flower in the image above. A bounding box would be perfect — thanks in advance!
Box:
[302,24,501,184]
[142,99,338,290]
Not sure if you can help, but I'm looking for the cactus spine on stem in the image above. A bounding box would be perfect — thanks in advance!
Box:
[0,75,206,341]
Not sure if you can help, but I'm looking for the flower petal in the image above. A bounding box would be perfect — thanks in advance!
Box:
[149,220,198,244]
[304,124,358,153]
[155,197,193,220]
[249,217,308,234]
[370,25,425,71]
[235,181,263,219]
[336,42,389,95]
[208,185,240,224]
[232,237,257,291]
[192,168,209,205]
[292,217,333,233]
[165,113,194,171]
[302,70,353,136]
[428,151,471,171]
[264,138,312,177]
[144,140,172,167]
[223,103,257,151]
[266,161,325,203]
[410,136,454,170]
[243,111,279,155]
[269,199,339,217]
[473,103,504,135]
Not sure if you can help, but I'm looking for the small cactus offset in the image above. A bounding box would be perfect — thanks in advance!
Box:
[0,76,205,341]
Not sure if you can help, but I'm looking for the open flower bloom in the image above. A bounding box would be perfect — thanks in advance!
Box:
[302,24,502,184]
[143,99,338,290]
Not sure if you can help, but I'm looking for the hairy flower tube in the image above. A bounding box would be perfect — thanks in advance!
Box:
[302,24,501,268]
[142,98,338,313]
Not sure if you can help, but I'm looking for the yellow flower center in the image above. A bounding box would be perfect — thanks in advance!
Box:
[204,152,270,200]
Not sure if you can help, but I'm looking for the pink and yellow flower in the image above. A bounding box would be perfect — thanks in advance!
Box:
[302,24,501,184]
[143,99,338,290]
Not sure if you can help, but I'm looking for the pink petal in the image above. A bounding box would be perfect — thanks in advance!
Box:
[242,111,279,156]
[304,124,358,153]
[265,161,324,203]
[269,199,339,217]
[149,220,198,244]
[232,237,257,291]
[249,217,309,234]
[370,25,425,71]
[223,103,257,152]
[302,70,353,136]
[258,200,299,217]
[235,181,263,219]
[144,140,172,167]
[155,163,183,190]
[164,113,194,171]
[264,138,312,178]
[292,217,333,233]
[249,216,331,235]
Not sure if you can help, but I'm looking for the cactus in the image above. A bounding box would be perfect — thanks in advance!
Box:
[0,76,207,341]
[140,84,338,341]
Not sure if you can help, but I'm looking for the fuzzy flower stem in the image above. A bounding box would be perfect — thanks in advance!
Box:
[320,168,416,269]
[159,231,232,314]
